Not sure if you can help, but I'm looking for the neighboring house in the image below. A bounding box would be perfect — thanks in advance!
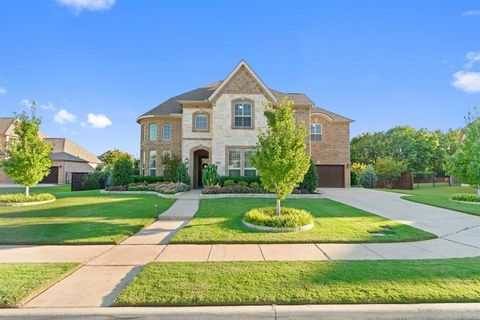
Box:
[0,117,103,184]
[137,61,353,188]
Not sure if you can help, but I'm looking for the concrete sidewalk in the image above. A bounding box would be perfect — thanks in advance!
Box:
[3,304,480,319]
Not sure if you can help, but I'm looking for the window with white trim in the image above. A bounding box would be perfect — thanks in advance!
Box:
[149,150,157,176]
[227,148,257,176]
[310,123,322,141]
[149,124,157,141]
[233,101,253,128]
[194,114,208,131]
[163,123,172,141]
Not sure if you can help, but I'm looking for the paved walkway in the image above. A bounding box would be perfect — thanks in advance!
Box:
[3,188,480,308]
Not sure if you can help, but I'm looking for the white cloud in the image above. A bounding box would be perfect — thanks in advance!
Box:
[462,10,480,17]
[40,104,57,111]
[54,109,77,124]
[451,71,480,93]
[20,99,31,106]
[465,51,480,69]
[0,87,6,95]
[86,113,112,128]
[56,0,115,13]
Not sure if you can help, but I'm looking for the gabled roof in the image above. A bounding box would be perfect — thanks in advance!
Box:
[311,106,353,123]
[50,152,88,163]
[0,118,15,134]
[138,61,352,123]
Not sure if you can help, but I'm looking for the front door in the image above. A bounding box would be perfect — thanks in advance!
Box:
[193,149,209,188]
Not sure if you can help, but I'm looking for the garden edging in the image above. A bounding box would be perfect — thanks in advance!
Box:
[200,193,325,199]
[0,199,56,207]
[450,199,480,206]
[242,219,314,232]
[100,190,186,199]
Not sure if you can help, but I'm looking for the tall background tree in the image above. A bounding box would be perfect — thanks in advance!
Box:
[1,103,52,196]
[252,98,310,216]
[99,149,135,166]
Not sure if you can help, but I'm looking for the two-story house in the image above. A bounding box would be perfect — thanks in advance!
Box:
[137,61,353,188]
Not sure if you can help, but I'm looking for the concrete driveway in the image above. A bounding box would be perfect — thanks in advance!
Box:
[322,188,480,238]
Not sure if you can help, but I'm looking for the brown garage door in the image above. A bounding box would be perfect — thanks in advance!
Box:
[40,166,59,184]
[316,165,345,188]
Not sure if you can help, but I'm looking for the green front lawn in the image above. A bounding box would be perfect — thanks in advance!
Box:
[0,263,79,307]
[115,258,480,306]
[171,198,435,243]
[390,185,480,216]
[0,186,174,244]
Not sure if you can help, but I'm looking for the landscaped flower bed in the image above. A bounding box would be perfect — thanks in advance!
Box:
[128,182,191,194]
[0,193,55,204]
[451,194,480,203]
[202,179,316,195]
[243,207,314,232]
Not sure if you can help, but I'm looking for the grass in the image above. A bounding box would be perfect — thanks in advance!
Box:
[115,258,480,306]
[389,185,480,216]
[0,263,79,307]
[0,185,174,244]
[171,198,435,243]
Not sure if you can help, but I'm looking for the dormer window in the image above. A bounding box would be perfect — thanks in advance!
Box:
[232,101,253,128]
[194,113,209,131]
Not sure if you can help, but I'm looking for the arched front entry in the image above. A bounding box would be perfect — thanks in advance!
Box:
[192,149,210,188]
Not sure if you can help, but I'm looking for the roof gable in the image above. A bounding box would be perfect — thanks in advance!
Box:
[208,60,277,103]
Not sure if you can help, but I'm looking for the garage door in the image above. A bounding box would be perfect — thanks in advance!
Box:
[40,166,59,184]
[316,165,345,188]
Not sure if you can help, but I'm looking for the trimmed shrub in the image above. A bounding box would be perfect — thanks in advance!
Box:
[112,157,134,186]
[250,182,260,189]
[244,207,313,229]
[174,163,190,184]
[0,193,55,203]
[202,164,219,187]
[360,165,377,188]
[351,171,360,187]
[133,175,164,184]
[105,185,127,191]
[451,194,480,203]
[238,181,248,187]
[300,159,318,193]
[223,179,235,187]
[218,176,261,186]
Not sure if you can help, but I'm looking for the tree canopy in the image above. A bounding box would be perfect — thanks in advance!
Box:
[100,149,135,166]
[1,104,52,196]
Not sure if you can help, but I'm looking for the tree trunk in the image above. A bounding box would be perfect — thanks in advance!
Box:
[276,198,281,216]
[25,186,30,197]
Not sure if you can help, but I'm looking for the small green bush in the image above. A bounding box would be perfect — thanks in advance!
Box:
[351,170,360,187]
[250,182,260,189]
[202,164,219,187]
[300,159,318,192]
[238,181,248,187]
[174,163,190,184]
[219,176,261,186]
[360,165,377,188]
[0,193,55,203]
[223,179,235,187]
[112,157,134,186]
[244,207,313,229]
[132,175,164,184]
[451,194,480,203]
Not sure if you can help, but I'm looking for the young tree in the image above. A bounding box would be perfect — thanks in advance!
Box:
[448,118,480,194]
[360,165,378,188]
[375,157,407,189]
[112,157,134,186]
[300,159,318,193]
[252,97,310,216]
[174,163,191,185]
[162,154,180,182]
[1,103,52,197]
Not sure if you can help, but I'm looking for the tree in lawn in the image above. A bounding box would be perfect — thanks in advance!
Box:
[252,97,310,216]
[447,112,480,195]
[1,103,52,197]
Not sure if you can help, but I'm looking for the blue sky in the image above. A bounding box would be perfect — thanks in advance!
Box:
[0,0,479,157]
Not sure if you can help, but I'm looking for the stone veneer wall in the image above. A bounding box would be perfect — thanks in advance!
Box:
[310,114,351,187]
[139,117,182,175]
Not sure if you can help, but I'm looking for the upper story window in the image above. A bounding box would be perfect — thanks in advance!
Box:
[149,124,157,141]
[233,101,253,128]
[310,123,322,141]
[194,114,209,131]
[163,123,172,141]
